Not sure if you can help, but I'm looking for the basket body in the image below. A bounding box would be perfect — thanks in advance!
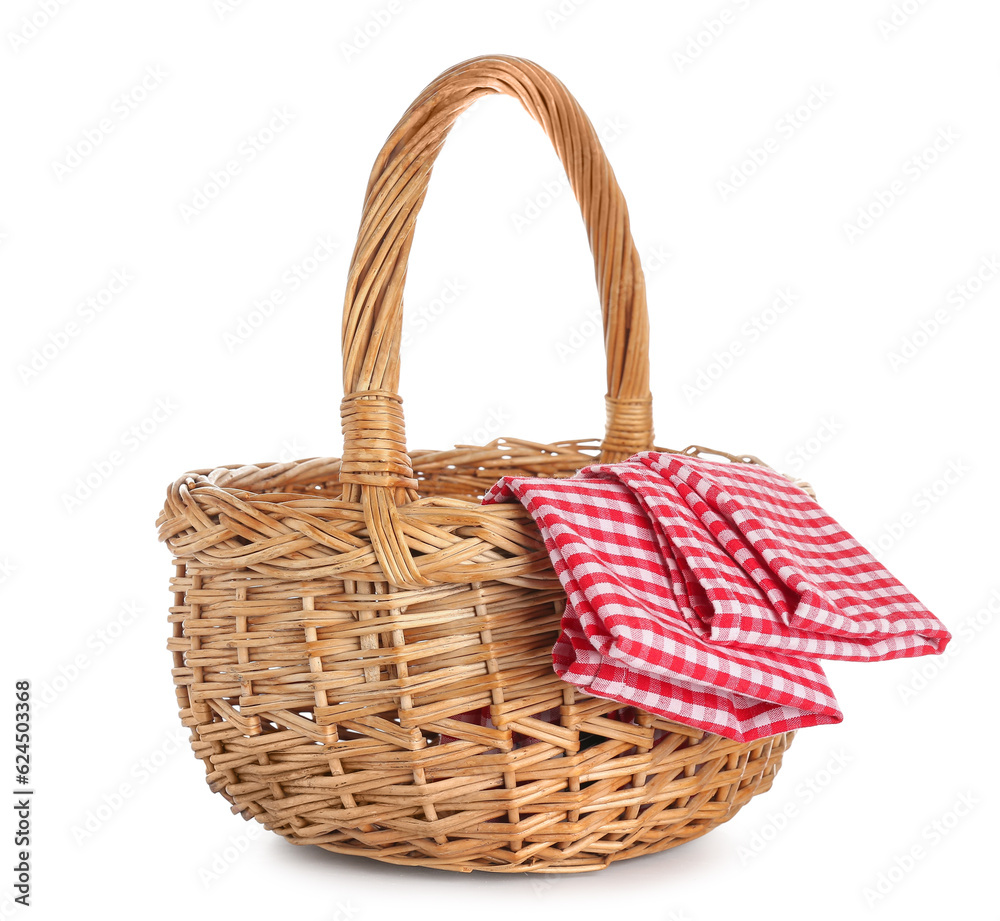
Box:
[157,54,796,872]
[159,438,792,873]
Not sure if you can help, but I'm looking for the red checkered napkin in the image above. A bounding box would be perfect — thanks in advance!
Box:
[582,452,951,660]
[481,451,950,742]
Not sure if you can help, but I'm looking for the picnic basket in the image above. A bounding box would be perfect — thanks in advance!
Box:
[156,54,795,873]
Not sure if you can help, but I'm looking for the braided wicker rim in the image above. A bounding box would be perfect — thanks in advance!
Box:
[157,55,794,873]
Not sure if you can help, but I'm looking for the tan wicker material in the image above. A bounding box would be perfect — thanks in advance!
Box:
[157,54,795,873]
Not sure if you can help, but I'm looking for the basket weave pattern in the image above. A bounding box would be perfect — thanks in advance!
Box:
[157,56,793,873]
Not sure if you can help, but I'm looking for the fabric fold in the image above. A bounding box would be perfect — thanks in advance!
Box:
[481,451,950,742]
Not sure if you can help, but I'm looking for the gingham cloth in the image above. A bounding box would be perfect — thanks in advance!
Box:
[482,451,950,742]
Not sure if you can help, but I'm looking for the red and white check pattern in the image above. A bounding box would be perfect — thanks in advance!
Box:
[482,451,950,743]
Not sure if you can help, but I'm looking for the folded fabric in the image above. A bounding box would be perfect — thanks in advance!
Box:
[481,451,950,743]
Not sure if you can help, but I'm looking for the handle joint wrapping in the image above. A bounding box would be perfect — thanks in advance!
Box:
[340,390,418,489]
[602,394,654,462]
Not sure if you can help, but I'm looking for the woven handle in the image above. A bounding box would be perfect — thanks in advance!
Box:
[340,54,653,587]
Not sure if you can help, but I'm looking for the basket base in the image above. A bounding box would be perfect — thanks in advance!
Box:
[265,731,793,874]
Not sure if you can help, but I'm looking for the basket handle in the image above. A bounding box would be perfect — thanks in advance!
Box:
[340,54,653,587]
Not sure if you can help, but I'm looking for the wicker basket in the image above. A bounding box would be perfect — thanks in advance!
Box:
[156,54,794,873]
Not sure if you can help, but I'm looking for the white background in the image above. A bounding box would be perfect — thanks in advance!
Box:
[3,1,997,918]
